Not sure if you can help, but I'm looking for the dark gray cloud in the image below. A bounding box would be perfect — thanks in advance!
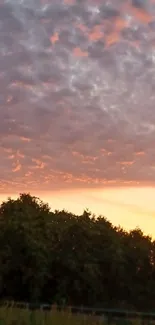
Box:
[132,0,147,9]
[0,0,155,192]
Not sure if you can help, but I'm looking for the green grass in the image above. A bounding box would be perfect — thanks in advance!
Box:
[0,305,146,325]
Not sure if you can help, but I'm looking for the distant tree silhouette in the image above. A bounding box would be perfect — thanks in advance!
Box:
[0,193,154,310]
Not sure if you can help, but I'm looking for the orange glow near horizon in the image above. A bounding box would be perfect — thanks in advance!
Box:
[1,0,155,241]
[1,186,155,239]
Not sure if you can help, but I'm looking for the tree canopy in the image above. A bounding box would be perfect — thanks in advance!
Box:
[0,193,154,311]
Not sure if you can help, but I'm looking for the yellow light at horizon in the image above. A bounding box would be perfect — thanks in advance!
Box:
[0,186,155,238]
[43,186,155,238]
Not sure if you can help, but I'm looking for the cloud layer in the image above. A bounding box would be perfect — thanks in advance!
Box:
[0,0,155,192]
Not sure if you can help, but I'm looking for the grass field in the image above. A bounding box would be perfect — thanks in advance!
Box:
[0,305,106,325]
[0,304,147,325]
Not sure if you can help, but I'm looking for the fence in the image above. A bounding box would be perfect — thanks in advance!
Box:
[0,301,155,325]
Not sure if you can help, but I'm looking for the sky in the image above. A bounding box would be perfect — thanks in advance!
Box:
[1,0,155,236]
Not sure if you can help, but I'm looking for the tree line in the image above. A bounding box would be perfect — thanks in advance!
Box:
[0,193,154,311]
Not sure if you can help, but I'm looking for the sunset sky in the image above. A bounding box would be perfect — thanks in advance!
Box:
[1,0,155,236]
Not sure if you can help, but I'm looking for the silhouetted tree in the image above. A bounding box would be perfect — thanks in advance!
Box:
[0,193,154,311]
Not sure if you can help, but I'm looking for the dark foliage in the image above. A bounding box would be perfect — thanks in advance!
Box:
[0,193,154,310]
